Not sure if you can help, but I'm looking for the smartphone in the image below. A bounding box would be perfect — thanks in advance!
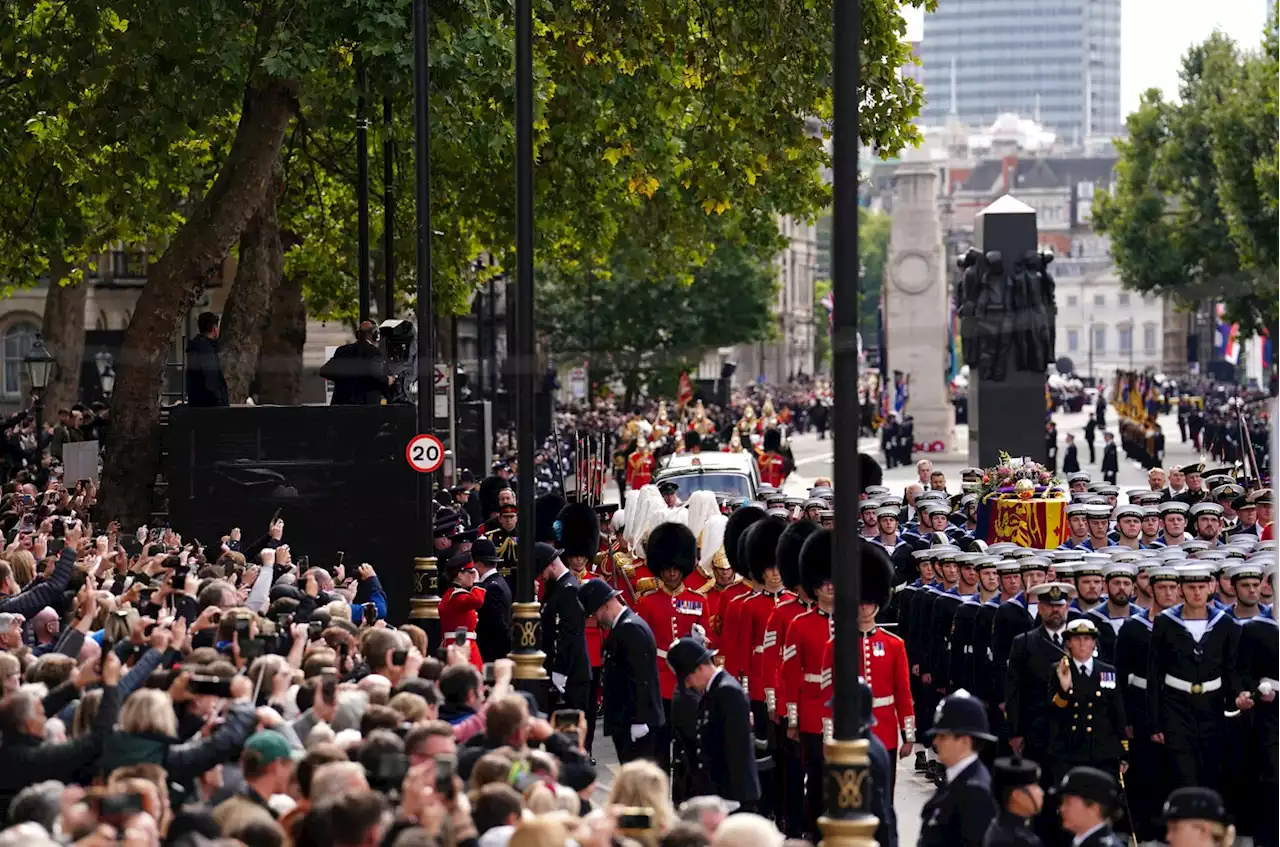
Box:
[434,754,457,801]
[319,669,338,704]
[240,636,269,662]
[391,650,408,666]
[552,709,583,733]
[362,603,377,625]
[308,620,324,639]
[483,663,495,684]
[188,674,234,698]
[616,808,655,833]
[170,565,189,589]
[234,615,251,654]
[453,627,467,647]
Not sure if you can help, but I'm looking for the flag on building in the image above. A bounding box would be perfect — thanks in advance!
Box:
[1215,304,1240,365]
[676,372,693,407]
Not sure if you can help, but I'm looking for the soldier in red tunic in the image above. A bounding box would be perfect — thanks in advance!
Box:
[694,515,746,664]
[557,501,606,758]
[780,526,834,836]
[762,518,820,837]
[727,504,762,685]
[757,428,794,488]
[626,442,655,490]
[634,520,704,773]
[438,550,485,670]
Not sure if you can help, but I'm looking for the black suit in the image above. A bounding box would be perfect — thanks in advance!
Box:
[693,670,760,807]
[319,340,388,405]
[1062,444,1080,474]
[185,334,229,407]
[1046,659,1127,780]
[919,757,997,847]
[1100,441,1119,484]
[601,608,664,762]
[1005,626,1068,762]
[476,569,512,662]
[541,570,591,710]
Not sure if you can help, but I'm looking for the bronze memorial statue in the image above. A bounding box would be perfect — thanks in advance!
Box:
[955,247,1056,382]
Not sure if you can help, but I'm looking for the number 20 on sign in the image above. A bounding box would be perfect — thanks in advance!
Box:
[406,434,445,474]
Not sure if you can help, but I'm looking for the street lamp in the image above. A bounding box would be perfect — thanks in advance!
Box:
[24,333,56,441]
[100,364,116,399]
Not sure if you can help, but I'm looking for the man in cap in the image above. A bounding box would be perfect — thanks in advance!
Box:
[1140,506,1164,547]
[1006,583,1076,764]
[1174,464,1207,507]
[557,502,608,753]
[1222,561,1270,620]
[1112,505,1148,551]
[1082,564,1141,662]
[439,550,485,669]
[580,578,663,764]
[1056,767,1124,847]
[1100,431,1119,485]
[1190,502,1225,544]
[1068,471,1093,494]
[659,479,681,508]
[859,499,882,538]
[1147,565,1243,794]
[1047,619,1127,786]
[855,541,915,786]
[735,518,794,757]
[1069,558,1107,614]
[1226,494,1261,540]
[950,557,1001,699]
[719,505,767,683]
[484,503,520,590]
[991,559,1051,749]
[918,690,999,847]
[666,636,760,810]
[1062,504,1091,550]
[984,756,1046,847]
[871,504,908,553]
[1159,502,1191,546]
[1080,506,1113,552]
[472,538,512,663]
[536,542,592,714]
[1113,565,1180,844]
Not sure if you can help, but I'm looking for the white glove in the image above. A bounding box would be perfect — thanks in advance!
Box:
[551,672,567,693]
[630,723,650,741]
[692,623,707,643]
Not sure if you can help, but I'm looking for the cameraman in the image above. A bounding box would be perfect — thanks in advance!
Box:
[320,321,392,406]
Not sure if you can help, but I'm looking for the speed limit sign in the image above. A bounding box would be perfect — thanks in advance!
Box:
[406,434,445,474]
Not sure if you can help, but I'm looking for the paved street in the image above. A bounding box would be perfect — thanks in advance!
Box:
[590,407,1198,841]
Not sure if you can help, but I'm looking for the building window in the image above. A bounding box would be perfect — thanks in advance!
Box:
[1117,292,1130,306]
[2,321,38,399]
[1067,329,1079,352]
[1143,323,1157,353]
[1093,294,1105,307]
[1066,295,1078,307]
[1093,325,1107,354]
[1118,324,1133,353]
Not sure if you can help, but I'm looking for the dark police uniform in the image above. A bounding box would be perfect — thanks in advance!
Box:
[540,561,592,713]
[983,756,1045,847]
[919,692,998,847]
[583,582,664,764]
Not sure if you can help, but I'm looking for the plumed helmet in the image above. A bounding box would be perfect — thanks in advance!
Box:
[725,505,767,579]
[776,519,820,591]
[534,492,567,545]
[686,491,721,547]
[699,514,729,573]
[800,528,833,598]
[555,501,600,559]
[763,428,783,452]
[860,453,884,494]
[744,516,788,584]
[857,536,896,609]
[647,521,697,578]
[478,475,510,517]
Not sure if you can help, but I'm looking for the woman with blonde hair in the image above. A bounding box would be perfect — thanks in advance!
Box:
[606,760,675,834]
[5,550,35,589]
[508,818,572,847]
[1163,787,1236,847]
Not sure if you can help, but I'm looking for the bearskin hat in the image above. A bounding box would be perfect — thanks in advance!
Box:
[647,521,697,578]
[555,501,600,559]
[858,537,895,609]
[724,505,766,579]
[686,430,702,451]
[776,519,820,591]
[744,516,788,584]
[859,453,884,494]
[800,528,832,598]
[763,428,782,452]
[534,492,567,545]
[478,475,510,518]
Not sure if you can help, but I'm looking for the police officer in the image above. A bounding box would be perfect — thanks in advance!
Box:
[666,636,760,810]
[1160,787,1232,847]
[919,690,999,847]
[1046,619,1127,786]
[1055,767,1125,847]
[983,757,1046,847]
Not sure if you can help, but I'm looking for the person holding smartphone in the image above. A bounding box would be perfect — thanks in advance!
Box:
[439,551,485,669]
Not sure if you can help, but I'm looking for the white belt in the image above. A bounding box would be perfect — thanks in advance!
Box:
[1163,674,1222,694]
[803,673,824,683]
[872,695,895,708]
[656,649,668,659]
[1127,674,1148,690]
[753,645,766,654]
[963,645,974,654]
[451,631,477,641]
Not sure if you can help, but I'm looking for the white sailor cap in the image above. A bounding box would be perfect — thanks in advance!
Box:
[1008,547,1038,560]
[1157,546,1188,560]
[860,499,882,512]
[1211,483,1244,500]
[1142,505,1163,518]
[1065,503,1090,518]
[1223,562,1265,582]
[1064,617,1101,638]
[987,542,1020,555]
[1103,562,1138,580]
[1227,536,1259,552]
[1028,582,1076,603]
[921,502,951,517]
[1085,504,1113,520]
[1093,484,1120,496]
[874,505,900,519]
[1055,562,1078,576]
[1067,471,1092,484]
[865,485,890,497]
[880,495,904,508]
[933,545,963,561]
[1190,502,1225,518]
[1180,539,1211,553]
[1053,548,1085,562]
[996,560,1024,575]
[1019,557,1051,573]
[1147,565,1181,584]
[913,548,940,561]
[1159,501,1190,516]
[1175,565,1214,583]
[1113,504,1144,521]
[1109,551,1143,565]
[1221,546,1249,560]
[973,556,1000,571]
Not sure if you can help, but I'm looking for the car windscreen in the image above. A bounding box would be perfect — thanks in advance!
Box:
[661,472,753,501]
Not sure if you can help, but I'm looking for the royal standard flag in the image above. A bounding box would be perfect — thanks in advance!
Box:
[977,493,1070,549]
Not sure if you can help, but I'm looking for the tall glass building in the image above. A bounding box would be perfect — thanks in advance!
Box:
[919,0,1121,143]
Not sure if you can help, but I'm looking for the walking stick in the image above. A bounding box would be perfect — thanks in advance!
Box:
[1118,743,1138,847]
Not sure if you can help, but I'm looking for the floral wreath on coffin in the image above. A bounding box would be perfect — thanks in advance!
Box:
[976,452,1066,501]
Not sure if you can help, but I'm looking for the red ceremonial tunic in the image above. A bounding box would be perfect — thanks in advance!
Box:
[683,566,715,593]
[757,452,788,487]
[854,626,916,755]
[626,452,655,489]
[780,607,833,736]
[700,580,750,664]
[739,589,794,702]
[569,564,605,667]
[761,598,812,720]
[438,585,485,669]
[635,584,707,699]
[721,590,754,681]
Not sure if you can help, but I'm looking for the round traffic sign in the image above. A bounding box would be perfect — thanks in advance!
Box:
[406,434,445,473]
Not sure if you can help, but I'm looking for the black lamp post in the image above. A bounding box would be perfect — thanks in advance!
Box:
[24,334,55,443]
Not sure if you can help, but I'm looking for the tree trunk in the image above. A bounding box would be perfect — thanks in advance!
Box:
[98,80,297,525]
[219,158,284,402]
[256,267,306,405]
[40,258,85,415]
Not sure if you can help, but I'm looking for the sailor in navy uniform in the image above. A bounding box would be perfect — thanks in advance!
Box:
[978,561,1025,761]
[871,504,909,554]
[918,690,999,847]
[1055,767,1125,847]
[1082,563,1141,663]
[1110,504,1150,550]
[1005,583,1076,767]
[1061,504,1091,550]
[1155,501,1191,546]
[1235,589,1279,847]
[1146,564,1242,794]
[1113,565,1181,844]
[1226,493,1264,540]
[1046,619,1127,785]
[950,556,1000,696]
[1160,787,1232,847]
[991,559,1051,741]
[1140,505,1166,547]
[1189,502,1226,545]
[1066,471,1092,495]
[1067,557,1107,615]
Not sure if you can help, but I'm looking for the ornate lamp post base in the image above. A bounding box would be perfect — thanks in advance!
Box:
[818,738,880,847]
[409,556,441,651]
[507,601,548,704]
